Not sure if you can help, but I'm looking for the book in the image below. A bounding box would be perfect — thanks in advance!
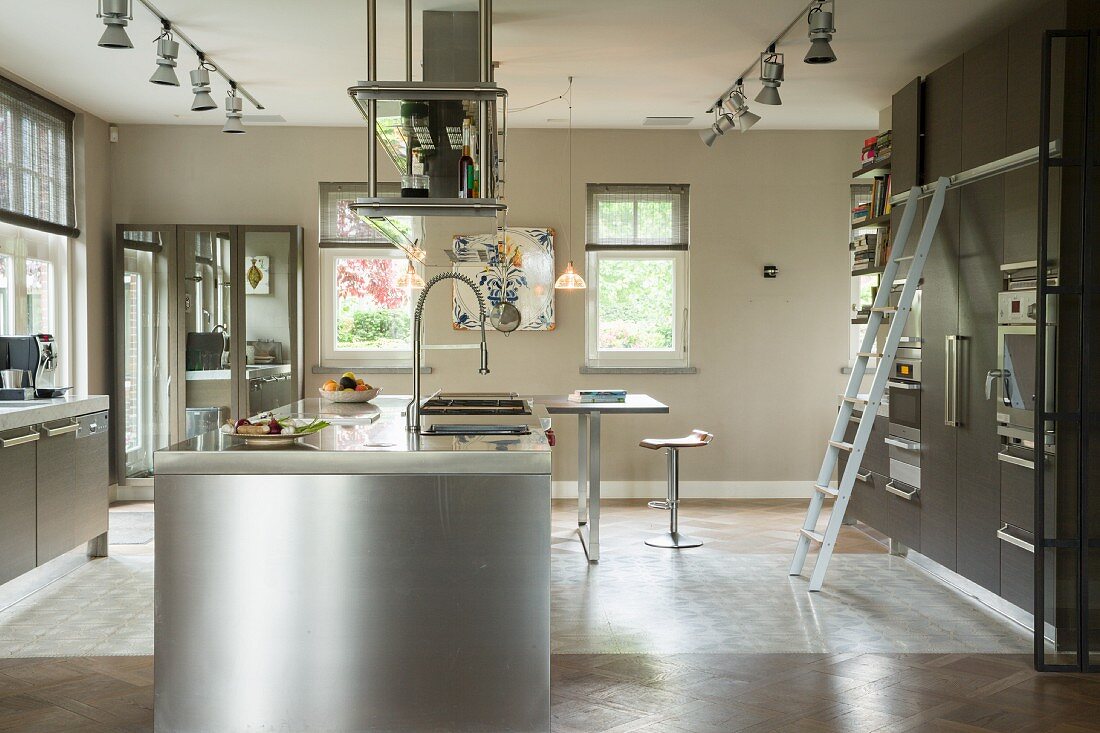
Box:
[574,389,626,396]
[568,394,626,403]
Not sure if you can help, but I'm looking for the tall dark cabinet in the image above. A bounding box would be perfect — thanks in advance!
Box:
[918,57,963,572]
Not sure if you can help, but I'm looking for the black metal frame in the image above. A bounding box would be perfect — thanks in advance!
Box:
[1036,28,1098,673]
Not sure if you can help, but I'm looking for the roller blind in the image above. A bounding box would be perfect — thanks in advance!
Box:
[0,76,78,238]
[585,183,688,251]
[318,181,403,247]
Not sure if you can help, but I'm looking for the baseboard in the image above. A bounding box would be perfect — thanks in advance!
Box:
[111,484,154,502]
[551,480,814,500]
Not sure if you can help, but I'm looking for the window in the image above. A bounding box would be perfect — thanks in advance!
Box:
[0,221,69,378]
[0,75,77,237]
[585,184,689,368]
[320,247,420,366]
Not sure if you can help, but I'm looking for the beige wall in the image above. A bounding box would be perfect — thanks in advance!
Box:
[110,125,869,494]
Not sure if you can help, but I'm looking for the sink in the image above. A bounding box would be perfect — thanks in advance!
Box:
[420,397,531,416]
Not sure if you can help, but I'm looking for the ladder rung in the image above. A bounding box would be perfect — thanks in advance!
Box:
[857,352,883,358]
[814,484,839,497]
[829,440,855,452]
[842,396,869,405]
[800,528,825,544]
[870,306,897,313]
[893,255,914,262]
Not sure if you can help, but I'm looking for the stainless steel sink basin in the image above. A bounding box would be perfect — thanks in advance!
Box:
[420,396,531,416]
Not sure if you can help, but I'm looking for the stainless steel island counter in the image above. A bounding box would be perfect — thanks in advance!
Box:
[153,396,552,733]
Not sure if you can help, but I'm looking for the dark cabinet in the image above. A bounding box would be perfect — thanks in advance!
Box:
[73,418,109,544]
[876,471,921,551]
[891,77,923,192]
[961,34,1008,170]
[1001,460,1035,533]
[1007,0,1067,154]
[36,422,81,562]
[922,58,964,182]
[999,526,1036,614]
[0,431,38,585]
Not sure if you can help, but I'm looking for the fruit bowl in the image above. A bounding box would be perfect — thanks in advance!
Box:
[319,386,381,403]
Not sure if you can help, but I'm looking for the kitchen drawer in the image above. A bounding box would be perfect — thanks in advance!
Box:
[998,524,1035,613]
[72,414,109,543]
[864,415,890,477]
[36,413,109,564]
[0,428,38,585]
[847,465,884,530]
[1000,458,1035,534]
[876,471,922,551]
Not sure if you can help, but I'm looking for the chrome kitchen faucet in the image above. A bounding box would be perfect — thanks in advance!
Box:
[407,272,490,433]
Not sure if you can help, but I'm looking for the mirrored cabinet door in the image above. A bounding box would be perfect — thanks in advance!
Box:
[113,225,175,483]
[177,226,238,440]
[240,226,303,417]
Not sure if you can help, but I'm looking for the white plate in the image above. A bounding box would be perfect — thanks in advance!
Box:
[237,432,307,447]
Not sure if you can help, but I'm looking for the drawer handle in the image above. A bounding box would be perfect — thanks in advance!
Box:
[855,470,872,483]
[43,419,80,437]
[887,380,921,391]
[884,480,919,500]
[0,430,40,448]
[997,523,1035,553]
[884,437,920,450]
[997,448,1035,470]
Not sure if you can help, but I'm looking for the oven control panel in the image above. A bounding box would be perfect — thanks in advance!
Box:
[998,290,1037,325]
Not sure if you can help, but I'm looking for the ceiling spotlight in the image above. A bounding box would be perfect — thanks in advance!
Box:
[223,88,245,134]
[97,0,133,49]
[805,1,837,64]
[699,113,735,147]
[723,83,761,133]
[190,59,217,111]
[755,47,785,106]
[149,29,180,86]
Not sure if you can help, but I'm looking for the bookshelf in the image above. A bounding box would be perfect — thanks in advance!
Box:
[849,131,893,326]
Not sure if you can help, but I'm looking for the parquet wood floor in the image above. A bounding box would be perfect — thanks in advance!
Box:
[1,653,1097,732]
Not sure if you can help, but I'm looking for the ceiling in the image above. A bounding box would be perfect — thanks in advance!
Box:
[0,0,1045,130]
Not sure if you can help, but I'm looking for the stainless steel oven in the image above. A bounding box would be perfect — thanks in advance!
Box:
[990,289,1056,436]
[886,347,921,494]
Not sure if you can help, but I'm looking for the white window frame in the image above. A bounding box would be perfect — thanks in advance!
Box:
[585,249,689,368]
[319,246,421,368]
[0,221,69,383]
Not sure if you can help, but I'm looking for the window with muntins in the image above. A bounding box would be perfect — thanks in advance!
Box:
[0,75,77,238]
[585,184,690,368]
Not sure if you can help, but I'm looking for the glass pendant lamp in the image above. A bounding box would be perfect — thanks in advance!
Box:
[554,77,586,290]
[395,259,425,289]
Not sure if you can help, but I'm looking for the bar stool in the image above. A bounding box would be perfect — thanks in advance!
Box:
[640,429,714,548]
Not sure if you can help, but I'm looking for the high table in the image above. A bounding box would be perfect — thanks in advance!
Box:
[531,394,670,562]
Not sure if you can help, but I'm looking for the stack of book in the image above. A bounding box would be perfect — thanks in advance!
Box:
[568,389,627,404]
[851,202,871,225]
[852,231,890,272]
[860,135,877,165]
[875,130,893,161]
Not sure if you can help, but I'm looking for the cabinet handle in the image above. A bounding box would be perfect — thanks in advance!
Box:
[42,419,80,437]
[855,470,872,483]
[997,448,1035,470]
[997,523,1035,553]
[0,430,40,448]
[945,335,963,427]
[887,380,921,391]
[884,437,920,450]
[884,480,919,500]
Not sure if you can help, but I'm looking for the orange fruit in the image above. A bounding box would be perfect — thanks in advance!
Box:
[355,384,367,392]
[322,380,339,392]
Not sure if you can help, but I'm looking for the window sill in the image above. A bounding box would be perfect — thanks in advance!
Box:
[580,365,697,375]
[313,365,432,375]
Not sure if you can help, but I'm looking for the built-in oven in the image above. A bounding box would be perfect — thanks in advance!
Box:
[887,283,923,348]
[886,348,921,496]
[989,265,1056,470]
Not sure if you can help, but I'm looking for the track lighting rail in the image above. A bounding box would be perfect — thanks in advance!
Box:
[705,0,817,113]
[134,0,264,110]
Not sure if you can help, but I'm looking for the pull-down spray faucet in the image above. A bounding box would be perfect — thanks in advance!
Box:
[407,271,490,432]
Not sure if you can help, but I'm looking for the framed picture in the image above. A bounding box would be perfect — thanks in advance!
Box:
[246,255,271,295]
[452,227,556,331]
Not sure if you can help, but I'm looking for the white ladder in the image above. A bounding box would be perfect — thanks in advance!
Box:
[789,176,950,592]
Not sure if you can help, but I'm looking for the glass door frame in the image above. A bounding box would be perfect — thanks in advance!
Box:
[176,224,244,436]
[238,225,304,406]
[113,224,177,487]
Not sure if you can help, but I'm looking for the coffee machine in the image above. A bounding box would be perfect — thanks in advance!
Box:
[0,334,66,399]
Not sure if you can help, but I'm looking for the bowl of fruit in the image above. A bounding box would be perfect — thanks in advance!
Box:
[320,372,380,403]
[221,416,331,446]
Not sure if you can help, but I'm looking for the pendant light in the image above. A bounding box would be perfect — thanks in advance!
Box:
[554,77,586,291]
[395,259,425,289]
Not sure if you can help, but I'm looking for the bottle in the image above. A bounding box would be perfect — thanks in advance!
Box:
[458,118,474,198]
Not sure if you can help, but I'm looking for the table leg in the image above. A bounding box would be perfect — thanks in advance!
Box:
[577,414,588,526]
[587,411,601,563]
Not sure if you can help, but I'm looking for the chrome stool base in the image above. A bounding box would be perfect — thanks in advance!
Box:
[645,531,703,549]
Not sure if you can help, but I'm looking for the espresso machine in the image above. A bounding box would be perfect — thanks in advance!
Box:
[0,334,66,399]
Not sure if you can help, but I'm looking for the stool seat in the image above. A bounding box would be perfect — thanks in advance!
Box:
[640,430,713,451]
